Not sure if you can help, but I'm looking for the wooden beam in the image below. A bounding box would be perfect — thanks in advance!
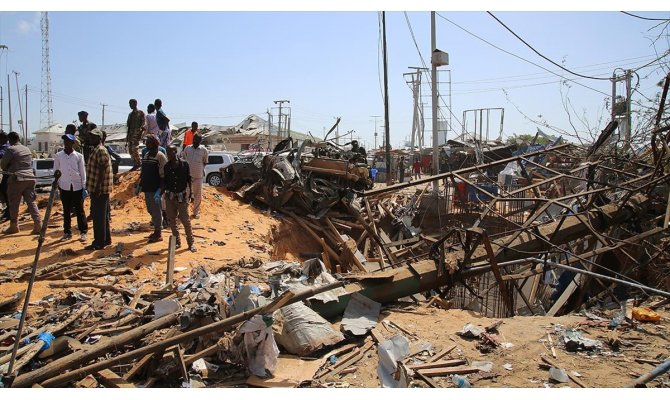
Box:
[427,345,457,363]
[407,359,467,370]
[166,235,176,286]
[95,369,136,388]
[419,366,481,377]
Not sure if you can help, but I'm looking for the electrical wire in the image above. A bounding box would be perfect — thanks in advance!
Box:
[632,49,670,72]
[436,12,611,97]
[453,54,662,86]
[486,12,611,81]
[621,11,670,21]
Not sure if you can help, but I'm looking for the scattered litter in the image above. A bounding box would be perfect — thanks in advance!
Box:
[631,307,661,322]
[562,329,602,352]
[549,367,569,383]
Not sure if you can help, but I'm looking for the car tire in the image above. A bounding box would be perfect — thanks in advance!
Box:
[207,173,222,187]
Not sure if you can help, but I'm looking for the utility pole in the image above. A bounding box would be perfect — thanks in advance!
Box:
[13,71,25,142]
[267,108,273,150]
[274,99,289,140]
[370,115,380,150]
[7,74,12,132]
[101,103,107,128]
[0,45,6,131]
[24,84,28,142]
[430,12,439,192]
[611,69,633,153]
[382,11,391,185]
[334,116,341,145]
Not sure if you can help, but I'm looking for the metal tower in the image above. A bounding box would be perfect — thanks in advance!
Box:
[40,12,53,128]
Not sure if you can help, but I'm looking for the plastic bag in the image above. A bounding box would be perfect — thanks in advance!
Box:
[632,307,661,322]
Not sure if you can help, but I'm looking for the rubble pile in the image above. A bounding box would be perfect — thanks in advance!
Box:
[2,75,670,388]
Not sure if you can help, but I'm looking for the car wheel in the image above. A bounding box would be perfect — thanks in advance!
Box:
[207,173,222,186]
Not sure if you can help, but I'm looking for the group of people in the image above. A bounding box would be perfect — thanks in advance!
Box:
[0,98,208,254]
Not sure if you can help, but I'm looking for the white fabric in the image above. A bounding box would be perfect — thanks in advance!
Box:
[145,112,159,136]
[181,145,208,179]
[239,314,279,377]
[53,150,86,191]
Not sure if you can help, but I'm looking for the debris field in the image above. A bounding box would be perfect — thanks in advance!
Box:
[2,75,670,389]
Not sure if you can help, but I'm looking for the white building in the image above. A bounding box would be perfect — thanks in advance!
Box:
[31,123,66,156]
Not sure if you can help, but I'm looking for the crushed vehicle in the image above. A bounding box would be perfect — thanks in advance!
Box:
[221,129,373,216]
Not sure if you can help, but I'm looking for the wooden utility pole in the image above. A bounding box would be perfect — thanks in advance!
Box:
[382,12,391,185]
[431,11,439,192]
[101,103,107,128]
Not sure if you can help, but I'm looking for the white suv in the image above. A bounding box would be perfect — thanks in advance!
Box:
[32,158,55,187]
[204,152,237,186]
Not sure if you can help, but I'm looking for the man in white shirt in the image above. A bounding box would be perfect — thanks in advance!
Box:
[54,131,88,242]
[181,133,207,219]
[145,103,159,143]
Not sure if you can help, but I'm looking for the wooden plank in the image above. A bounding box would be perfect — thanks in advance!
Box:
[95,369,136,388]
[49,282,132,297]
[0,342,41,374]
[528,273,541,304]
[122,353,156,381]
[427,345,457,363]
[315,349,360,379]
[166,235,176,285]
[172,346,190,384]
[420,366,481,377]
[415,370,439,388]
[322,341,374,380]
[74,375,99,388]
[320,238,333,273]
[408,359,467,370]
[287,212,340,262]
[370,328,385,344]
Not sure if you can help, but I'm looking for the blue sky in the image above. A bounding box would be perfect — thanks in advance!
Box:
[0,6,669,150]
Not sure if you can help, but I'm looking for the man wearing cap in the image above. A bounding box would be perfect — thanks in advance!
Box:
[126,99,146,170]
[0,131,10,222]
[54,132,88,242]
[0,131,42,234]
[77,111,95,164]
[85,128,113,250]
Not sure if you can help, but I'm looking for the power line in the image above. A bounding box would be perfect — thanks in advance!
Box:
[486,11,611,81]
[436,12,611,97]
[631,50,670,72]
[620,11,670,21]
[452,54,661,85]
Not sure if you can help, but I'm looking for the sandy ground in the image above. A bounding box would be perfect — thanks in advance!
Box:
[333,306,670,388]
[1,174,669,388]
[0,172,284,301]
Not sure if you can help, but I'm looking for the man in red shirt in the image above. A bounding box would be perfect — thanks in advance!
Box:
[182,121,198,150]
[413,159,422,180]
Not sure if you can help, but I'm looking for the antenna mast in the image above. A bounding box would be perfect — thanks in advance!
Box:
[41,11,53,128]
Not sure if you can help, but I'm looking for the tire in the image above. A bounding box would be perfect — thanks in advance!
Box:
[207,173,222,187]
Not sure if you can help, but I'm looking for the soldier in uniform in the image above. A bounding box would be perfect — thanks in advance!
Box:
[126,99,146,170]
[77,111,95,164]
